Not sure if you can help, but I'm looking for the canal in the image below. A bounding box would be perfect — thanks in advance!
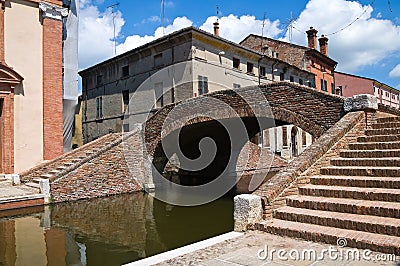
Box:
[0,192,233,266]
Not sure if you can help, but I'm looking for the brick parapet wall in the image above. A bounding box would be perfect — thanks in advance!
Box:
[253,111,365,217]
[51,130,144,202]
[20,133,121,179]
[42,17,63,160]
[378,104,400,117]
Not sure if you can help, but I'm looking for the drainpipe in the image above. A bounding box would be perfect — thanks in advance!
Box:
[258,55,264,86]
[271,61,277,82]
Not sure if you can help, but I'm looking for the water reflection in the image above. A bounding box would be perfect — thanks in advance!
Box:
[0,193,233,266]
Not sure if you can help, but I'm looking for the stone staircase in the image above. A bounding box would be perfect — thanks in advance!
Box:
[20,133,122,189]
[257,116,400,254]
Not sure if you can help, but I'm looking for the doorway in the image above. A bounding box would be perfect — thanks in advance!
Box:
[291,126,298,158]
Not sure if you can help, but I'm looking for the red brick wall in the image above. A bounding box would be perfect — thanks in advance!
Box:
[335,72,373,97]
[42,17,63,160]
[0,91,14,173]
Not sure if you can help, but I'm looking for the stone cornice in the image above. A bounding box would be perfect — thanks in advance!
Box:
[39,1,68,20]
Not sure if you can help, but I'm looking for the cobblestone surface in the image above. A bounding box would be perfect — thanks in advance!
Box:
[155,231,398,266]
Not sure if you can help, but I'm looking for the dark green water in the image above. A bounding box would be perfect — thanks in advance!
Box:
[0,193,233,266]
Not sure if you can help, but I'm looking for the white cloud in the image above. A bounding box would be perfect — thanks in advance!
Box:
[284,0,400,72]
[390,64,400,78]
[78,2,124,69]
[116,16,193,55]
[200,14,282,43]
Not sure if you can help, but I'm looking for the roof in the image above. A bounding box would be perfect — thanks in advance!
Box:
[79,26,314,76]
[336,71,399,94]
[240,34,338,68]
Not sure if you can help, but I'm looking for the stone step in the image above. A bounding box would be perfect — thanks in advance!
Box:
[340,149,400,158]
[299,184,400,202]
[286,195,400,218]
[0,178,11,188]
[310,175,400,189]
[331,157,400,167]
[358,134,400,143]
[320,166,400,177]
[256,219,400,255]
[365,128,400,136]
[372,122,400,129]
[274,206,400,237]
[378,116,400,123]
[24,182,40,190]
[48,170,61,175]
[56,165,68,170]
[349,141,400,150]
[40,173,53,179]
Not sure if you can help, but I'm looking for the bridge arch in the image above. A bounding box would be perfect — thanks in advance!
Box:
[144,82,345,181]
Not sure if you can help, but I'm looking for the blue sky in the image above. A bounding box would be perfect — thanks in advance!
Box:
[79,0,400,89]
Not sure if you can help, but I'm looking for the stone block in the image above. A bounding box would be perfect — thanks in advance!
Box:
[234,194,262,231]
[344,94,378,112]
[39,179,51,204]
[11,174,21,185]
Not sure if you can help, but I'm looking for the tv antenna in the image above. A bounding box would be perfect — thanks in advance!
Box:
[161,0,165,35]
[107,2,120,55]
[261,12,266,54]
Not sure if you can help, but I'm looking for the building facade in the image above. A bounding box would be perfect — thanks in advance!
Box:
[240,27,338,95]
[79,26,315,144]
[335,71,399,108]
[0,0,66,173]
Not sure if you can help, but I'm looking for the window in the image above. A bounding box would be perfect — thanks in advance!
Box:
[302,131,307,147]
[260,66,266,77]
[96,75,103,86]
[247,62,254,73]
[233,83,241,89]
[290,76,294,82]
[233,57,240,69]
[122,65,129,77]
[198,76,209,95]
[321,79,328,91]
[123,123,129,132]
[280,73,285,81]
[331,83,335,94]
[96,97,103,119]
[282,126,288,146]
[122,90,129,112]
[155,82,163,108]
[154,53,163,67]
[336,86,343,96]
[299,79,303,85]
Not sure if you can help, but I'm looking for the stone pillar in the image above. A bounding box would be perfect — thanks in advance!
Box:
[39,2,67,160]
[344,94,378,129]
[234,194,262,231]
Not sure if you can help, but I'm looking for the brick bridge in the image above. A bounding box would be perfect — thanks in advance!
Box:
[144,82,345,183]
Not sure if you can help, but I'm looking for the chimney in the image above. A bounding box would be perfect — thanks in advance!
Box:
[306,26,318,49]
[213,20,219,36]
[318,35,329,56]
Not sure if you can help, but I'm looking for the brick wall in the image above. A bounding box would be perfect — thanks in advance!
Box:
[1,92,14,173]
[42,17,63,160]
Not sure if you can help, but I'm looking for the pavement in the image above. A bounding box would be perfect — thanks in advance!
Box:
[151,231,399,266]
